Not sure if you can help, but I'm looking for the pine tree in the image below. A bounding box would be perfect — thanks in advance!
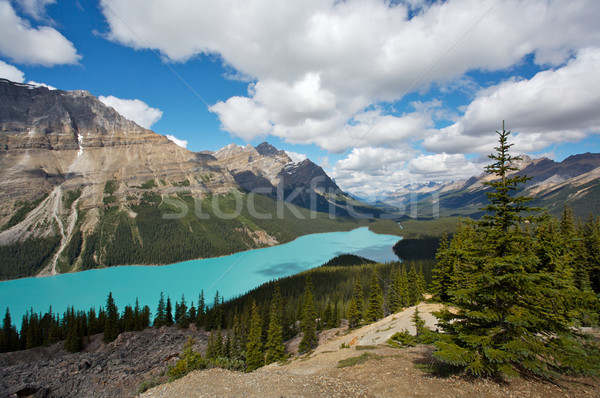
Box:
[386,267,401,314]
[165,297,173,326]
[347,279,363,328]
[407,263,423,306]
[431,233,453,302]
[1,308,12,353]
[64,307,82,352]
[154,292,166,328]
[582,215,600,294]
[178,294,189,328]
[298,276,318,353]
[364,272,384,323]
[122,305,135,332]
[397,265,410,308]
[245,301,264,371]
[195,290,206,329]
[265,283,285,364]
[103,292,120,343]
[434,124,600,378]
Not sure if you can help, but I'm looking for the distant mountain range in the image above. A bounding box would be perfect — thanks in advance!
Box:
[0,79,383,280]
[382,153,600,219]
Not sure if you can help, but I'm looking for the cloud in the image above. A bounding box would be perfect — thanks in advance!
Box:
[424,48,600,154]
[165,134,188,149]
[0,0,80,66]
[102,0,600,152]
[98,95,163,129]
[0,60,25,82]
[14,0,55,20]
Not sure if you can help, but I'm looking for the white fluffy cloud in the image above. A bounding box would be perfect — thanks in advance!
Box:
[101,0,600,150]
[100,0,600,196]
[424,48,600,155]
[98,95,163,129]
[165,134,188,149]
[0,0,80,66]
[0,60,25,82]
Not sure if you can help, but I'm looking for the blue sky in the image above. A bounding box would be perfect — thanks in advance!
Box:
[1,0,599,198]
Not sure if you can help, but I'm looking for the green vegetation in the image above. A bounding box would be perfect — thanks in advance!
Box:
[322,254,375,267]
[393,237,441,260]
[0,235,61,279]
[396,217,460,239]
[1,193,48,232]
[431,126,600,378]
[103,179,117,195]
[337,352,382,368]
[0,292,151,354]
[140,179,157,189]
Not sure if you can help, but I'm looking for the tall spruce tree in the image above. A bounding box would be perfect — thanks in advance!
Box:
[434,124,600,378]
[165,297,173,326]
[195,290,206,329]
[386,267,401,314]
[154,292,166,327]
[347,279,363,328]
[265,283,285,364]
[298,276,318,353]
[364,272,384,323]
[245,301,264,371]
[103,292,120,343]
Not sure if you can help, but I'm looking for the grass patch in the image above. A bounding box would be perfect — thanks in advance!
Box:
[137,376,163,394]
[337,352,382,368]
[355,345,377,350]
[140,179,158,189]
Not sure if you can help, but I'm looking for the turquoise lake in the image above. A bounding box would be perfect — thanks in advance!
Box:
[0,227,400,325]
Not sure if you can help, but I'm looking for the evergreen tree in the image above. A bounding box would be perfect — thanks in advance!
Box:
[64,307,82,352]
[386,267,401,314]
[245,301,264,371]
[265,283,285,364]
[122,305,135,332]
[298,276,318,353]
[154,292,166,328]
[431,232,455,303]
[188,302,196,325]
[165,297,173,326]
[177,294,189,328]
[364,272,384,323]
[582,215,600,294]
[434,125,600,378]
[103,292,120,343]
[195,290,206,329]
[407,263,423,306]
[397,265,410,308]
[1,308,12,353]
[347,279,363,328]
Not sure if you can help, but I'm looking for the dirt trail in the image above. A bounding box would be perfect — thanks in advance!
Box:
[142,304,599,398]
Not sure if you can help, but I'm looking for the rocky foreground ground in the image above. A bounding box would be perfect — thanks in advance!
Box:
[0,327,206,397]
[2,304,599,397]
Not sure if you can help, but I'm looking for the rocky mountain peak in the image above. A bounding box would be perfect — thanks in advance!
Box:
[255,142,286,158]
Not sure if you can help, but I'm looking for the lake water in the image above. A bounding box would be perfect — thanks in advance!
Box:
[0,227,399,325]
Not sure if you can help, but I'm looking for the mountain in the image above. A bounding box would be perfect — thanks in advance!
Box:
[213,141,378,217]
[0,79,390,280]
[383,154,600,219]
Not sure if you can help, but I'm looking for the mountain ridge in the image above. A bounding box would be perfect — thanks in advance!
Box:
[383,153,600,218]
[0,79,390,280]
